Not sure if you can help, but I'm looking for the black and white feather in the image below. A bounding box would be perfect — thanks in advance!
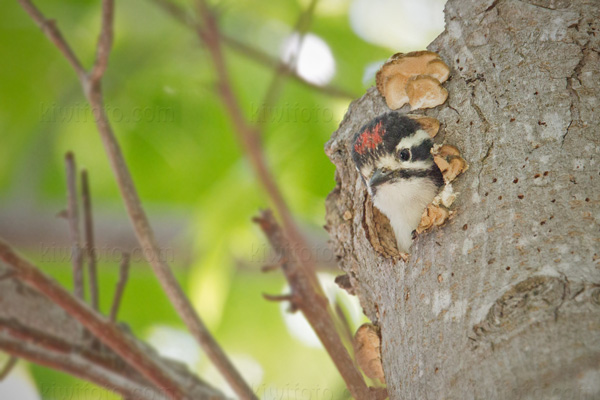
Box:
[352,112,443,253]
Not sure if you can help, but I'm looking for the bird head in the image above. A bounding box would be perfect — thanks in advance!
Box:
[352,112,443,195]
[351,112,444,252]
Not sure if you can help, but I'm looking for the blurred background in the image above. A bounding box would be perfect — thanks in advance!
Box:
[0,0,444,398]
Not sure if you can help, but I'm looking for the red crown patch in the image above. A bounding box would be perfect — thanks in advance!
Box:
[354,121,384,155]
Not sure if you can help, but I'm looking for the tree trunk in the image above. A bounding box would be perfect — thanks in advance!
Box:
[324,0,600,398]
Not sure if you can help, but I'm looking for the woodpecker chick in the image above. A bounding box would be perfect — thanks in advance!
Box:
[352,112,444,253]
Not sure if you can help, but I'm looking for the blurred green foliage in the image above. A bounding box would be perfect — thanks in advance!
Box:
[0,0,433,398]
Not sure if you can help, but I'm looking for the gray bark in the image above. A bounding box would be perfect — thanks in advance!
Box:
[324,0,600,399]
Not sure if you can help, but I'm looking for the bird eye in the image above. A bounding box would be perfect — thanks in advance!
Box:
[398,148,411,161]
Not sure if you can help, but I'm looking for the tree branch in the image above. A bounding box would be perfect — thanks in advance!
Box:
[254,210,375,400]
[0,270,225,400]
[194,0,321,280]
[191,1,373,397]
[17,0,368,397]
[110,252,130,322]
[89,0,114,84]
[0,319,169,400]
[16,0,86,83]
[81,169,99,310]
[65,152,84,300]
[16,1,256,398]
[0,240,193,399]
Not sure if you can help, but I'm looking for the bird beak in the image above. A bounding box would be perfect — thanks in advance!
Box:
[369,168,391,188]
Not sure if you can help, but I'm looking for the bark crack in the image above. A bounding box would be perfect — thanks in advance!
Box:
[563,45,588,147]
[469,94,491,133]
[484,0,502,13]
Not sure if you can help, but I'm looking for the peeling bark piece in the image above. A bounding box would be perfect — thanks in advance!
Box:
[434,155,451,174]
[354,324,386,384]
[334,274,355,295]
[364,198,402,259]
[437,144,461,157]
[445,156,469,183]
[376,51,450,110]
[433,145,468,183]
[416,204,451,234]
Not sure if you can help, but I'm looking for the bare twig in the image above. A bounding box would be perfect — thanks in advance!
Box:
[194,0,321,282]
[110,252,130,322]
[260,264,280,273]
[150,0,356,100]
[254,210,374,400]
[262,293,295,302]
[262,293,299,312]
[0,355,18,381]
[81,169,99,310]
[16,0,86,83]
[89,0,114,84]
[17,1,256,398]
[65,152,84,300]
[0,240,191,399]
[191,2,373,397]
[86,91,258,400]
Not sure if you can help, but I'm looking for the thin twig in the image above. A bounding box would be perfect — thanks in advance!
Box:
[192,2,374,397]
[0,240,187,399]
[16,0,86,83]
[194,0,322,282]
[110,252,130,322]
[260,264,280,273]
[262,293,294,302]
[254,210,374,400]
[81,169,99,310]
[262,293,299,312]
[85,92,257,400]
[65,152,84,300]
[0,355,18,381]
[89,0,114,84]
[17,1,256,398]
[150,0,356,100]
